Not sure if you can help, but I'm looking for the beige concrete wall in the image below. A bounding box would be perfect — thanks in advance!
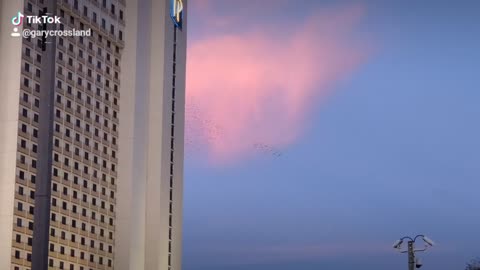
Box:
[0,1,24,269]
[115,0,139,268]
[144,0,168,267]
[116,0,186,269]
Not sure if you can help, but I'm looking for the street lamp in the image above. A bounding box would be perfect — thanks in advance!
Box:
[393,235,435,270]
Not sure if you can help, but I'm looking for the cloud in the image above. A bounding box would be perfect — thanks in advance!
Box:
[186,2,371,165]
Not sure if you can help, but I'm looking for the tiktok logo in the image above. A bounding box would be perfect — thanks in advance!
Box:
[11,12,24,26]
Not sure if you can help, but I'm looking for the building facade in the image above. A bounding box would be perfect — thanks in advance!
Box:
[0,0,186,269]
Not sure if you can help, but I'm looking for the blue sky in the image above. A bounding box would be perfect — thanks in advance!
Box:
[183,1,480,269]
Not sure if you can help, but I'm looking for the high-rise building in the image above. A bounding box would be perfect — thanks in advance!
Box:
[0,0,187,270]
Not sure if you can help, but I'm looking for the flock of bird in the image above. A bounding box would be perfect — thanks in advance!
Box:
[184,101,284,159]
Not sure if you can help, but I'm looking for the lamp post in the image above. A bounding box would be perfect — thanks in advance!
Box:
[393,235,435,270]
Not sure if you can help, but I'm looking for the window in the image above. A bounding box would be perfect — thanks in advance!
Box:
[17,202,23,211]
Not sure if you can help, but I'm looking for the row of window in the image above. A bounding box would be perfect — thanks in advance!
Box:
[52,180,115,201]
[55,108,118,133]
[25,1,124,45]
[11,3,45,267]
[51,175,116,204]
[52,11,120,246]
[15,88,37,270]
[12,0,123,266]
[65,0,125,37]
[166,27,179,270]
[21,92,40,108]
[54,150,117,169]
[24,47,42,64]
[54,138,118,167]
[18,154,37,170]
[49,257,112,270]
[51,210,114,231]
[19,139,37,154]
[52,196,114,212]
[56,86,119,106]
[56,58,120,95]
[57,27,122,55]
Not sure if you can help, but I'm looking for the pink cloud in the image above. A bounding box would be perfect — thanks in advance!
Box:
[186,3,371,165]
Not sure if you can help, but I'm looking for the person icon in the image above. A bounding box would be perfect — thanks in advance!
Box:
[11,27,21,37]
